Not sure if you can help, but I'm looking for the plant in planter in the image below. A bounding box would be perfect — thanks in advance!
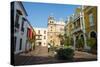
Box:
[56,48,74,60]
[87,38,97,54]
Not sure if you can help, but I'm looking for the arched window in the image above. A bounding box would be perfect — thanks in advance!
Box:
[80,34,84,39]
[50,40,52,43]
[90,31,96,38]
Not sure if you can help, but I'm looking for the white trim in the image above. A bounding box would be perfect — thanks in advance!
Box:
[79,33,84,39]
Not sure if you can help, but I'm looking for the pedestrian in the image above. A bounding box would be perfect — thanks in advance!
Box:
[48,44,50,52]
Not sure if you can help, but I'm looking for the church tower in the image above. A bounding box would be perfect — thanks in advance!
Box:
[47,15,65,47]
[47,16,56,46]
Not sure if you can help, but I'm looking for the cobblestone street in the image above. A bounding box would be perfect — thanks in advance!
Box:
[14,46,97,66]
[73,51,97,61]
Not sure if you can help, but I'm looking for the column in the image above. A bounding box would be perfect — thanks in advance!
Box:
[80,13,83,30]
[73,35,76,50]
[83,33,90,50]
[81,6,90,50]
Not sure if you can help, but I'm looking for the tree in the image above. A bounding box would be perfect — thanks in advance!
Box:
[64,37,72,47]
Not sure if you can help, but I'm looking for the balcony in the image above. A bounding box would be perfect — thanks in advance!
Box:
[36,38,42,40]
[73,14,79,21]
[72,27,82,34]
[73,13,82,22]
[36,35,42,40]
[36,34,42,36]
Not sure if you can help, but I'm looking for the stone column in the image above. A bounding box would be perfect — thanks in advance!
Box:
[73,35,76,50]
[81,6,90,50]
[83,33,87,49]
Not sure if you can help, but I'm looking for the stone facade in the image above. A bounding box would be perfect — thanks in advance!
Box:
[47,16,65,47]
[65,6,97,50]
[34,28,48,47]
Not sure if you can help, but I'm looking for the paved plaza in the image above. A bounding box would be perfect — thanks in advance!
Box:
[14,46,97,65]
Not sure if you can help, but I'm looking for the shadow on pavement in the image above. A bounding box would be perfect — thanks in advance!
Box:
[14,53,97,66]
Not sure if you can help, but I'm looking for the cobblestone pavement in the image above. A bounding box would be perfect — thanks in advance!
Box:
[14,47,97,66]
[73,51,97,61]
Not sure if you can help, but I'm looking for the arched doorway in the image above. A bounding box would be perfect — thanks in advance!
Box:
[76,36,79,49]
[90,31,97,54]
[90,31,96,38]
[80,34,84,49]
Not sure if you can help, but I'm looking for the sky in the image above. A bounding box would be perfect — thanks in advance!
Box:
[22,2,80,28]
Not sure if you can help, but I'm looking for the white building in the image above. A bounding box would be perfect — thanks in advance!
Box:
[34,28,48,47]
[55,20,65,35]
[12,1,35,54]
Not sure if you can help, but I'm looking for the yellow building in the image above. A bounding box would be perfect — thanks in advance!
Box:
[65,7,87,50]
[65,6,97,50]
[83,6,97,39]
[47,16,65,47]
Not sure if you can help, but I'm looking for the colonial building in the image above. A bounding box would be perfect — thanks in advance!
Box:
[65,6,97,50]
[47,16,65,47]
[12,1,36,54]
[34,28,48,47]
[65,7,86,50]
[71,7,88,50]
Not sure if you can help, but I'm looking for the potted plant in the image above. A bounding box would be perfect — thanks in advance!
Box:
[87,38,97,54]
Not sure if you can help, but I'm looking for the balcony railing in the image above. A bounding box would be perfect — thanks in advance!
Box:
[73,14,79,21]
[36,38,42,40]
[72,27,82,34]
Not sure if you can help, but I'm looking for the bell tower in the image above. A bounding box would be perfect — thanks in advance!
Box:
[47,15,56,46]
[48,16,55,25]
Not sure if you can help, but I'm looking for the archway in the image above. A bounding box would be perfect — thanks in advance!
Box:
[90,31,96,38]
[90,31,97,54]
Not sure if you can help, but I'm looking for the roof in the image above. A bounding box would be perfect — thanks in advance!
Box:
[19,1,28,16]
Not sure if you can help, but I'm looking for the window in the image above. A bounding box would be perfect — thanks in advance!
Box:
[25,40,28,50]
[44,30,46,34]
[14,36,16,51]
[51,26,52,31]
[50,36,52,38]
[27,28,29,37]
[38,30,40,34]
[44,36,46,39]
[38,36,40,39]
[89,13,94,26]
[50,21,52,23]
[60,28,64,31]
[38,42,41,46]
[19,38,22,50]
[50,40,52,43]
[90,31,96,38]
[51,26,52,29]
[50,21,54,23]
[21,18,24,32]
[15,13,19,28]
